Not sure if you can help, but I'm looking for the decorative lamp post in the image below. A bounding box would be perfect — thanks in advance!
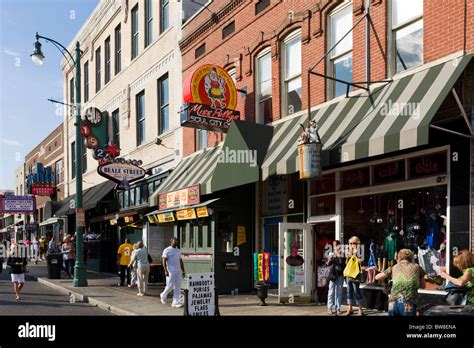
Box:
[31,33,87,287]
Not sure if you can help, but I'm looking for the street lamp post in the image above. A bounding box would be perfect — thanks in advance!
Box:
[31,33,87,287]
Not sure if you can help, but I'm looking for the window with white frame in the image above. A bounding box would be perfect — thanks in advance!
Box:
[328,2,353,98]
[255,49,272,124]
[196,129,207,150]
[391,0,423,74]
[282,31,302,117]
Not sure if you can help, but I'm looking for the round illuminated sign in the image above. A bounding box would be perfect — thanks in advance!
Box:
[84,107,103,126]
[183,65,237,110]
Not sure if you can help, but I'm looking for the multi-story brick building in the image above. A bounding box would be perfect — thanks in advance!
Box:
[150,0,474,300]
[22,122,64,241]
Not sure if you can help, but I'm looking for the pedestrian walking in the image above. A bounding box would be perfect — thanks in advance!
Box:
[129,241,150,296]
[344,236,364,316]
[129,243,138,288]
[32,238,40,264]
[375,249,426,316]
[326,240,344,315]
[61,236,76,279]
[7,242,28,300]
[39,236,47,261]
[117,238,133,286]
[160,237,185,308]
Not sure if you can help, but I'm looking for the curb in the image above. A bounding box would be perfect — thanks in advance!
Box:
[36,277,136,316]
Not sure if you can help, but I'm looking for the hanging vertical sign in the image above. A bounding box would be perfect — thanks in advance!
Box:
[257,253,264,281]
[263,252,270,281]
[184,272,219,316]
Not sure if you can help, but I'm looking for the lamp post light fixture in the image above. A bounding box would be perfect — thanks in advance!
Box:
[31,32,87,287]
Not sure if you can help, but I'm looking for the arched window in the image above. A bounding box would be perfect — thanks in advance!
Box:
[328,1,353,99]
[255,48,272,124]
[281,29,302,117]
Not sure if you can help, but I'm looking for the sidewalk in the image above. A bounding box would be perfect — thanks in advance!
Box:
[27,263,386,316]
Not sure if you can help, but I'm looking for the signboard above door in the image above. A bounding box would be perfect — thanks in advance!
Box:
[158,185,200,210]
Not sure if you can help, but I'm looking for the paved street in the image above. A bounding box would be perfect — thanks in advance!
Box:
[0,263,112,316]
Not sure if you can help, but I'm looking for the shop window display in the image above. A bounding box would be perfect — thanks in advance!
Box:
[342,186,447,288]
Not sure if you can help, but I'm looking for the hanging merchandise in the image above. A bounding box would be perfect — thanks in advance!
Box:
[384,199,397,261]
[377,196,383,224]
[426,212,441,249]
[369,196,377,223]
[365,240,377,284]
[358,197,364,215]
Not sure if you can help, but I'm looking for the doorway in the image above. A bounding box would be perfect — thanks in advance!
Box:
[277,222,312,303]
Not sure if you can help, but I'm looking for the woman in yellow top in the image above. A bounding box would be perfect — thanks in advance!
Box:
[439,250,474,304]
[345,236,364,316]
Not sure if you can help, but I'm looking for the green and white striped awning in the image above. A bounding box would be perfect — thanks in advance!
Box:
[149,144,223,206]
[262,54,472,180]
[149,120,273,207]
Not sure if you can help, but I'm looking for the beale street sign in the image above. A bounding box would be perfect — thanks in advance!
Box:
[97,160,146,188]
[181,64,240,133]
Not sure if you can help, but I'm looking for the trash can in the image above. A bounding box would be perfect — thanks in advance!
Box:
[46,253,61,279]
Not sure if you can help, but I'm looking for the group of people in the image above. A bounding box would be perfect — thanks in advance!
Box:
[325,235,474,316]
[116,237,185,307]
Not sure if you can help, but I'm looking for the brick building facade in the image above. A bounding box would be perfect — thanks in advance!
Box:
[174,0,474,298]
[180,0,474,155]
[24,123,64,227]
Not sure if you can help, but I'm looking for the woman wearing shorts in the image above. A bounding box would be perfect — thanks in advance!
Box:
[7,244,28,300]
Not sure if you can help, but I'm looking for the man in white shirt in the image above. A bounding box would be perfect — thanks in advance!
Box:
[160,237,185,307]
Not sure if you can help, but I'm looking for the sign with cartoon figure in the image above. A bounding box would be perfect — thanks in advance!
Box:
[181,65,240,132]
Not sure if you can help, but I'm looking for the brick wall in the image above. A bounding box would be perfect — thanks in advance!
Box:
[180,0,473,156]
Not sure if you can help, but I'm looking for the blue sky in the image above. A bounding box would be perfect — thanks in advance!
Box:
[0,0,99,190]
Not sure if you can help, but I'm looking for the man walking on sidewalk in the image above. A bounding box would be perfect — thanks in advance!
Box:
[117,238,133,286]
[160,237,185,308]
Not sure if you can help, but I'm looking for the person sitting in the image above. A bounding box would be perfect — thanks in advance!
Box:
[375,249,425,316]
[439,250,473,305]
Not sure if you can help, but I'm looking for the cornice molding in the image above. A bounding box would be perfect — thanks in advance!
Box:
[179,0,246,52]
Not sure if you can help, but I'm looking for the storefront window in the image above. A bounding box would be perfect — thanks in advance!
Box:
[310,195,336,216]
[342,185,447,284]
[197,224,203,248]
[218,212,233,253]
[123,190,129,208]
[205,223,212,248]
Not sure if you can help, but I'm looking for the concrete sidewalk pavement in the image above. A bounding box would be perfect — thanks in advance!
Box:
[26,263,386,316]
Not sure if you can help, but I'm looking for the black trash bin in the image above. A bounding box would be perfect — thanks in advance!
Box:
[46,253,61,279]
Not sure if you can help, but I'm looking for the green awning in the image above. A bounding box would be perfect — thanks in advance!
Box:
[39,217,60,227]
[149,120,273,206]
[55,180,116,216]
[261,54,472,180]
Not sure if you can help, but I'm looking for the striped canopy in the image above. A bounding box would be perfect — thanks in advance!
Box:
[149,144,223,206]
[262,54,472,180]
